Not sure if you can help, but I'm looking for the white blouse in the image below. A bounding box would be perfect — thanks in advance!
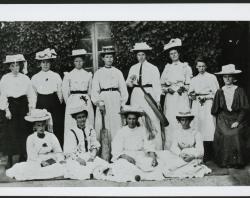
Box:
[126,60,162,103]
[62,68,92,102]
[189,72,219,97]
[26,131,63,162]
[91,66,128,106]
[161,61,193,91]
[31,70,63,103]
[222,85,237,111]
[111,125,155,161]
[0,72,36,110]
[170,128,204,159]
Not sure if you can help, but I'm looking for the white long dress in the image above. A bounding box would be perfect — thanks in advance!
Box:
[6,132,65,181]
[126,61,163,150]
[63,125,109,180]
[189,72,219,141]
[160,61,193,148]
[91,66,128,141]
[164,128,211,178]
[62,68,94,148]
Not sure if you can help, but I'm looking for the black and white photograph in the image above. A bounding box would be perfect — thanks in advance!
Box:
[0,3,250,196]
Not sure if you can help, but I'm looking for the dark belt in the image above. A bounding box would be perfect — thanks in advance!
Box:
[134,84,153,88]
[7,95,28,104]
[37,92,57,97]
[70,90,88,94]
[101,88,119,92]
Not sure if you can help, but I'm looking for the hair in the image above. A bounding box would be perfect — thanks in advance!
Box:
[71,110,88,119]
[176,116,194,123]
[101,53,115,58]
[9,61,25,73]
[166,47,182,63]
[195,56,208,67]
[135,50,150,56]
[73,55,85,61]
[123,112,141,127]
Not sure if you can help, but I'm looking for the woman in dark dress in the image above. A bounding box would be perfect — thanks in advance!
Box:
[212,64,249,168]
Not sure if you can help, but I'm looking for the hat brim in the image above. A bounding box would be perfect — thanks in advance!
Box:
[36,57,57,61]
[3,60,26,64]
[215,70,242,75]
[70,53,91,57]
[176,115,194,120]
[164,45,182,52]
[130,48,152,52]
[120,111,144,117]
[24,115,50,122]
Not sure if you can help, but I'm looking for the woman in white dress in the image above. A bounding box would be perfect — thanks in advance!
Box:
[6,109,65,181]
[63,105,108,180]
[189,57,219,162]
[161,38,193,149]
[31,48,64,145]
[91,46,128,142]
[126,42,163,150]
[164,111,211,178]
[0,54,36,166]
[62,49,94,150]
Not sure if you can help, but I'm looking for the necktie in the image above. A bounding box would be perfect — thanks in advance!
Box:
[138,63,143,86]
[82,128,88,152]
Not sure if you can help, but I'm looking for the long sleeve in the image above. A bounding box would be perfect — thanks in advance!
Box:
[211,90,222,116]
[118,71,128,106]
[89,128,101,150]
[170,136,182,156]
[152,67,162,103]
[26,79,36,110]
[193,132,204,159]
[91,72,101,105]
[160,64,169,85]
[111,130,124,161]
[56,74,63,103]
[26,135,39,162]
[143,138,155,153]
[63,130,78,155]
[0,76,9,110]
[184,63,193,85]
[50,133,64,161]
[126,66,135,87]
[62,72,70,103]
[87,73,93,96]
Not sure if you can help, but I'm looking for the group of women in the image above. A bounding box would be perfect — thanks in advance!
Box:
[0,37,249,182]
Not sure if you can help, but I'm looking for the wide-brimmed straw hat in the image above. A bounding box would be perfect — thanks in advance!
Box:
[164,38,182,51]
[35,48,57,60]
[176,111,195,120]
[24,109,51,122]
[215,64,242,75]
[3,54,26,64]
[120,105,144,117]
[70,49,90,57]
[130,42,152,52]
[69,105,88,116]
[99,46,116,55]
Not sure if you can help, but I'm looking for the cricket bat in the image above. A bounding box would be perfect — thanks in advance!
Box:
[100,111,111,162]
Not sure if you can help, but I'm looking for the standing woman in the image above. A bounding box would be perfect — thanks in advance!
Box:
[0,54,36,166]
[189,57,219,162]
[212,64,249,168]
[161,38,193,149]
[62,49,94,150]
[31,48,64,145]
[91,46,128,141]
[126,42,162,150]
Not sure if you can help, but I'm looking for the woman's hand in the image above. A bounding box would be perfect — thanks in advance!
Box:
[98,101,106,114]
[76,157,86,166]
[119,154,136,165]
[5,109,11,120]
[231,121,239,129]
[130,75,137,84]
[41,160,49,167]
[167,88,175,95]
[180,153,194,162]
[88,148,97,162]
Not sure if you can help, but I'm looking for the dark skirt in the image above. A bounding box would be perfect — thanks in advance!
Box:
[3,95,29,156]
[213,111,249,167]
[36,92,64,146]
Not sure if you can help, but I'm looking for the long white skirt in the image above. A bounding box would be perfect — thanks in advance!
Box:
[94,91,122,141]
[163,92,190,149]
[64,93,94,140]
[131,87,162,150]
[6,161,64,181]
[64,156,109,180]
[191,99,216,141]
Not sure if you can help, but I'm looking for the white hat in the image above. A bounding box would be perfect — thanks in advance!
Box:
[120,105,144,116]
[100,46,116,55]
[176,111,195,120]
[25,109,51,122]
[69,105,88,115]
[130,42,152,52]
[164,38,182,51]
[71,49,90,57]
[215,64,242,75]
[35,48,57,60]
[3,54,26,64]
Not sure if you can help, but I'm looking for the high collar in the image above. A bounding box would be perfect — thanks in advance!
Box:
[172,60,181,65]
[41,70,51,74]
[104,66,112,69]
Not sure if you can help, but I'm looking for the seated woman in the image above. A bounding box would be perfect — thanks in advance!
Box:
[63,106,109,180]
[6,109,65,181]
[212,64,250,168]
[93,106,166,182]
[163,111,211,178]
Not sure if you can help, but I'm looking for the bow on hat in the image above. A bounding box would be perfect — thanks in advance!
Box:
[36,48,57,60]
